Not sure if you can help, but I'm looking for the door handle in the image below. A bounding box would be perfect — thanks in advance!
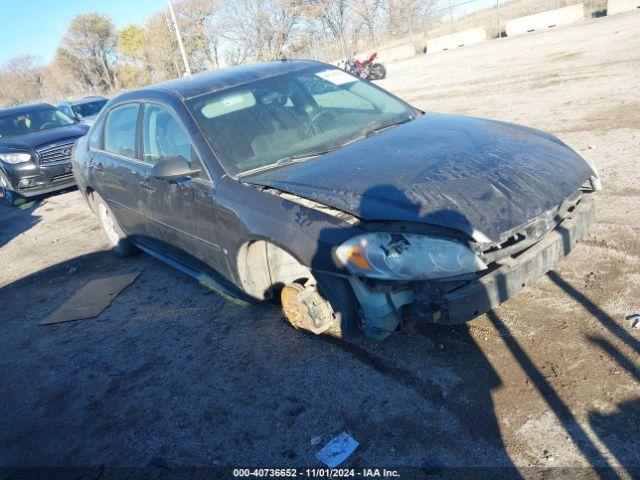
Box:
[89,158,105,172]
[139,180,156,192]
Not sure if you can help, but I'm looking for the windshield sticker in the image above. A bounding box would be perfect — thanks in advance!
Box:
[201,90,256,119]
[316,69,358,85]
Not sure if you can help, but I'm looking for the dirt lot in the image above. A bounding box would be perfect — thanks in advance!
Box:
[1,12,639,479]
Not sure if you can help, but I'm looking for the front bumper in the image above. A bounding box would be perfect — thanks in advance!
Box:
[350,192,595,338]
[426,191,594,324]
[1,160,75,197]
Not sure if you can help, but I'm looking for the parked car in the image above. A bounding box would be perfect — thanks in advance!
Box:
[73,60,600,340]
[0,103,89,206]
[57,96,109,125]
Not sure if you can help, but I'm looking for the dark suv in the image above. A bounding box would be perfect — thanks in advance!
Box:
[0,103,89,206]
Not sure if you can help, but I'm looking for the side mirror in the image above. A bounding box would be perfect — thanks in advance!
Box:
[151,155,200,181]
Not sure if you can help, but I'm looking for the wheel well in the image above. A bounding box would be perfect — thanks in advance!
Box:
[236,240,312,300]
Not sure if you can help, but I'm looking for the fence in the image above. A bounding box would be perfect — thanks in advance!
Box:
[294,0,609,63]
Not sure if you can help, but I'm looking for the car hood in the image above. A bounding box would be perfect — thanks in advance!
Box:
[244,113,595,242]
[0,123,89,150]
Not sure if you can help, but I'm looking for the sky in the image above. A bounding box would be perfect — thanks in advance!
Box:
[0,0,165,64]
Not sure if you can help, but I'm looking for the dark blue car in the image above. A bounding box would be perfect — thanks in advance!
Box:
[72,61,600,340]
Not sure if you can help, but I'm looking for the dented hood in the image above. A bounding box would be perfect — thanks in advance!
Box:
[245,113,595,242]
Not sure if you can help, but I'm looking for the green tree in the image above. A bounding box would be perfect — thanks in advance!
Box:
[58,13,119,91]
[118,24,150,87]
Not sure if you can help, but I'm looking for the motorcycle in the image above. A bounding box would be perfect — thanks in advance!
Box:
[341,52,386,80]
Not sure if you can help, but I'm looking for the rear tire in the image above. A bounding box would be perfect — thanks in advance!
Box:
[92,192,136,258]
[370,63,386,80]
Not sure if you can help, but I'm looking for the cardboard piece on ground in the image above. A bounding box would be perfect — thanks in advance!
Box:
[40,272,140,325]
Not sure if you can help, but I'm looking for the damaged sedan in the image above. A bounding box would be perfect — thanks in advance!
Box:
[73,60,600,340]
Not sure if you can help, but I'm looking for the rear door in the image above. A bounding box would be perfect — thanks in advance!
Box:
[90,103,147,238]
[138,102,225,272]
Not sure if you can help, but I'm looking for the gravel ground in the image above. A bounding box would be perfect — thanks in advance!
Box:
[1,12,639,479]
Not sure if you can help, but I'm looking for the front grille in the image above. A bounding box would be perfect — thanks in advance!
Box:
[481,189,584,264]
[37,140,77,166]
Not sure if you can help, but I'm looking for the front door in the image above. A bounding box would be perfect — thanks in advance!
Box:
[137,103,225,273]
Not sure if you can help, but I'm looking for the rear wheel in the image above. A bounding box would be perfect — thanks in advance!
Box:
[93,193,136,257]
[370,63,386,80]
[281,273,361,341]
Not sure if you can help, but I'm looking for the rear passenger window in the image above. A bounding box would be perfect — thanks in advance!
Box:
[104,104,139,159]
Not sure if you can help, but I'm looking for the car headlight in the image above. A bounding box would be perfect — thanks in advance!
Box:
[0,152,32,164]
[336,232,487,280]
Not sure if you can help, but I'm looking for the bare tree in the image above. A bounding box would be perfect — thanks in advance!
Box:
[175,0,224,70]
[2,0,456,106]
[351,0,383,47]
[384,0,438,38]
[43,49,90,99]
[143,10,183,82]
[304,0,351,57]
[0,56,44,107]
[221,0,302,62]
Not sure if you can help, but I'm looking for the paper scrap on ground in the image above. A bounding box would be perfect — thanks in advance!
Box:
[40,272,140,325]
[315,432,359,468]
[627,313,640,329]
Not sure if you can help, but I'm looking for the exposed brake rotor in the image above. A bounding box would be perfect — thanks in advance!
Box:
[281,283,334,335]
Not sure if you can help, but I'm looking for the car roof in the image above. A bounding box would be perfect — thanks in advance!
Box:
[143,60,324,100]
[0,103,55,116]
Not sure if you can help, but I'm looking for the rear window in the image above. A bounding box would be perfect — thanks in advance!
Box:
[73,100,108,119]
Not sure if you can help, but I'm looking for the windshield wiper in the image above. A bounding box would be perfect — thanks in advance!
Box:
[363,116,415,138]
[275,147,336,166]
[238,148,338,177]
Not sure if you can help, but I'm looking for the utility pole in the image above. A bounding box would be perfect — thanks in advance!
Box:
[496,0,502,38]
[448,0,454,33]
[167,0,191,76]
[306,31,318,60]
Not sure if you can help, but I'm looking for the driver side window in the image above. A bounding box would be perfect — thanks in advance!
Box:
[143,104,194,166]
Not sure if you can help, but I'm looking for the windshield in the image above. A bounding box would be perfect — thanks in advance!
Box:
[187,66,415,175]
[72,100,107,118]
[0,107,76,139]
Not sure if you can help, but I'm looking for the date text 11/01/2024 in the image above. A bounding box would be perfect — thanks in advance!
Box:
[232,468,400,477]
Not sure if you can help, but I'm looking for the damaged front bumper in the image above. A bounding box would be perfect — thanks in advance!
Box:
[349,192,595,339]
